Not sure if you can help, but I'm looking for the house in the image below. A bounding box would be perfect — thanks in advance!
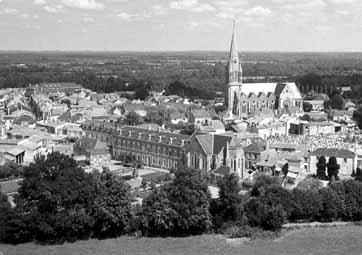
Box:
[187,108,212,125]
[18,140,42,164]
[309,148,356,177]
[289,120,341,136]
[170,112,188,124]
[243,141,266,170]
[122,103,147,117]
[36,120,68,135]
[330,110,353,123]
[73,137,111,167]
[303,100,324,112]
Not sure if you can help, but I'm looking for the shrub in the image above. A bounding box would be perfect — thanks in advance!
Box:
[142,167,212,236]
[296,177,323,192]
[244,197,285,231]
[250,175,281,197]
[318,187,341,222]
[330,180,362,221]
[216,174,244,222]
[289,189,322,222]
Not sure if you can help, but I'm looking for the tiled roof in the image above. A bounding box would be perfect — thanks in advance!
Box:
[311,148,355,158]
[119,126,190,147]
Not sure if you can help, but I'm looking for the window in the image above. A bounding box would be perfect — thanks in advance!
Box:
[344,158,347,163]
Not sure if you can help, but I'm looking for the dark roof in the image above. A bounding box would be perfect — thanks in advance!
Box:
[274,83,286,96]
[38,82,83,89]
[243,142,266,153]
[120,126,190,147]
[311,148,355,158]
[213,135,233,154]
[211,165,231,176]
[75,137,109,155]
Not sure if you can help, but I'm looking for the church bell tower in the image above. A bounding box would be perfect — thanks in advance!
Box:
[225,20,243,116]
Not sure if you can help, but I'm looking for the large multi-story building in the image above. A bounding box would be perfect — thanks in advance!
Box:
[26,82,83,96]
[225,21,303,118]
[111,126,190,171]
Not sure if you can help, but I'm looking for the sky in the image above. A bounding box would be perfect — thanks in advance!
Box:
[0,0,361,51]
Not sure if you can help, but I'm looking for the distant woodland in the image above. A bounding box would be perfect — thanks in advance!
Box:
[1,51,362,100]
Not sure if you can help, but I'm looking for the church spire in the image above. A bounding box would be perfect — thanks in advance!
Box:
[227,20,242,85]
[229,19,239,63]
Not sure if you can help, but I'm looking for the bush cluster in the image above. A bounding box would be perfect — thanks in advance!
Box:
[0,153,212,244]
[2,154,362,245]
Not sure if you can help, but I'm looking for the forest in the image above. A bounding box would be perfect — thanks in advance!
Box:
[1,51,362,100]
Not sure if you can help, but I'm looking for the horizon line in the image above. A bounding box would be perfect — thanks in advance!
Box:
[1,50,362,54]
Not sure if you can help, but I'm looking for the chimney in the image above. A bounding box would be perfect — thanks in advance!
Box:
[169,137,174,144]
[158,136,162,143]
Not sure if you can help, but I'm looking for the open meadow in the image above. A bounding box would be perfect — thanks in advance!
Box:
[1,225,362,255]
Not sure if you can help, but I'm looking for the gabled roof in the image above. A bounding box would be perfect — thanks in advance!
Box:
[274,83,287,96]
[211,165,231,176]
[243,142,266,153]
[195,134,233,155]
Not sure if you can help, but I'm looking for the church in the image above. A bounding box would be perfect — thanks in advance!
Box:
[225,22,303,118]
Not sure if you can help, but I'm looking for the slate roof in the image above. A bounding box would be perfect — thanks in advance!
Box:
[311,148,355,158]
[243,142,266,153]
[195,134,234,155]
[120,126,190,147]
[211,165,231,176]
[274,83,287,96]
[75,137,109,155]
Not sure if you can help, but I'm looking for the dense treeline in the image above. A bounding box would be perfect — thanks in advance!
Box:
[2,52,362,101]
[2,152,362,244]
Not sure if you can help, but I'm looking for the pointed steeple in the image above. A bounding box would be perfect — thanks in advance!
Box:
[227,20,242,85]
[229,20,239,63]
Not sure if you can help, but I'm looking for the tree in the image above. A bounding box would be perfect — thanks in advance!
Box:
[167,167,212,235]
[289,189,322,222]
[124,111,143,126]
[92,170,132,238]
[13,152,96,243]
[353,107,362,129]
[327,156,340,182]
[316,156,327,180]
[0,162,23,180]
[250,174,281,197]
[216,174,243,222]
[141,187,178,236]
[0,192,12,241]
[318,187,340,222]
[355,167,362,182]
[244,197,285,231]
[142,167,212,236]
[299,114,311,122]
[329,94,344,110]
[303,102,313,112]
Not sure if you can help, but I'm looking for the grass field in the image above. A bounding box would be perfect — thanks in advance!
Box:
[1,226,362,255]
